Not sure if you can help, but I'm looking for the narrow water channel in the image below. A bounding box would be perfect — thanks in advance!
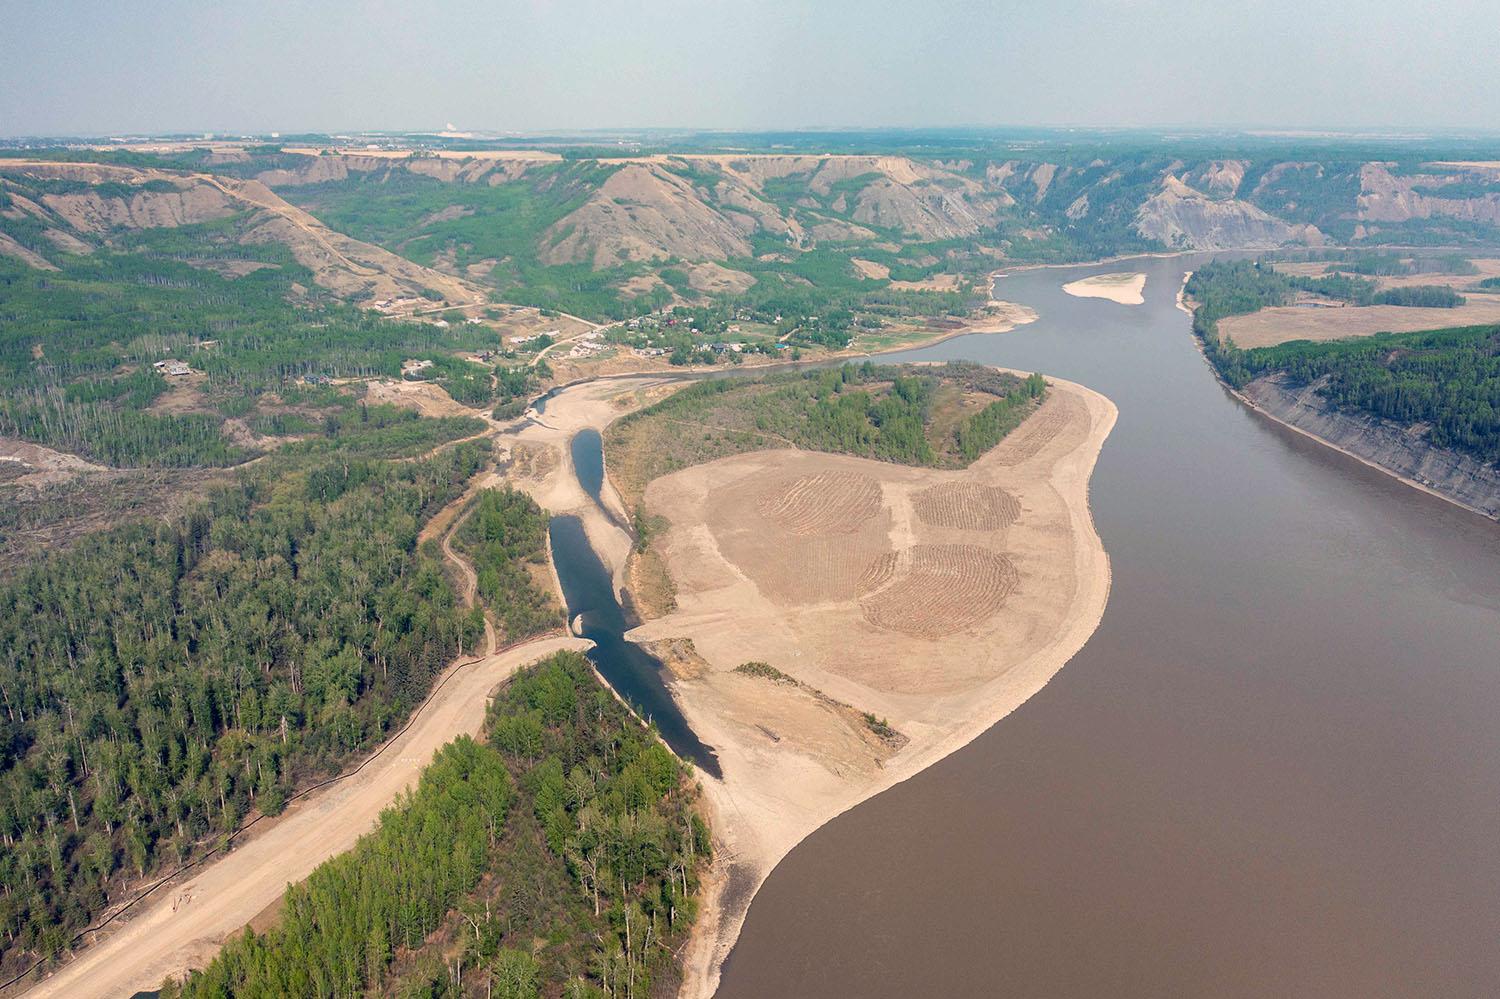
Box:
[548,432,721,777]
[569,429,606,506]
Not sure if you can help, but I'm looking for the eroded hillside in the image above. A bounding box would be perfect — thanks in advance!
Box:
[0,160,485,308]
[8,144,1500,323]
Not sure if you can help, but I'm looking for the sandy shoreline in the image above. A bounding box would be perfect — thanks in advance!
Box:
[13,287,1090,995]
[631,376,1118,999]
[1177,270,1195,315]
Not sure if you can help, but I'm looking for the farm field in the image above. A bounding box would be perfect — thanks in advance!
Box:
[1218,294,1500,347]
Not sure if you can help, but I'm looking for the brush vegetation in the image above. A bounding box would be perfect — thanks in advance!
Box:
[605,362,1046,508]
[1189,261,1500,466]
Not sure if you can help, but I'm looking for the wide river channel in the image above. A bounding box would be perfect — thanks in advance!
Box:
[706,254,1500,998]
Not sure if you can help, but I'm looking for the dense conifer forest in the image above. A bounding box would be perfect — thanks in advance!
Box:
[0,441,490,975]
[166,651,709,999]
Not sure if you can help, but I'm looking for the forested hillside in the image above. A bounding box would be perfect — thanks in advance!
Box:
[0,159,482,308]
[0,441,490,977]
[14,138,1500,328]
[165,651,709,999]
[1238,326,1500,466]
[0,237,499,469]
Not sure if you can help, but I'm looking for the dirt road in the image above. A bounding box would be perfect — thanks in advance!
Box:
[441,495,497,656]
[23,632,589,999]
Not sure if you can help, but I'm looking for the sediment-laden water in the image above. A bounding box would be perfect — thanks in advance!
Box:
[714,255,1500,998]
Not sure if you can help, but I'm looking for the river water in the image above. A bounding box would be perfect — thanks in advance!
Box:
[549,437,721,777]
[712,255,1500,998]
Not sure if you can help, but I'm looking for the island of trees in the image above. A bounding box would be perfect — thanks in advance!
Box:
[605,361,1047,510]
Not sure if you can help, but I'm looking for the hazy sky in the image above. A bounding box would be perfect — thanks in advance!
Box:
[3,0,1498,136]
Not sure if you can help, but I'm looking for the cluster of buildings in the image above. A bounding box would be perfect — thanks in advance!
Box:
[372,296,430,316]
[567,331,607,358]
[152,359,193,377]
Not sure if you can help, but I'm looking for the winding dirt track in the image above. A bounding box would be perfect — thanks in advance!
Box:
[22,631,588,999]
[441,496,497,656]
[20,459,584,998]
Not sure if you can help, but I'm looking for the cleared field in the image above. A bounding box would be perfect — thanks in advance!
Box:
[715,468,892,605]
[624,374,1118,999]
[988,391,1082,466]
[1273,258,1500,290]
[638,380,1097,695]
[757,470,883,535]
[913,481,1020,530]
[859,544,1019,638]
[365,378,476,419]
[1219,295,1500,348]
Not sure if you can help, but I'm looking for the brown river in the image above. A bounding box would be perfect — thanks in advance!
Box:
[714,254,1500,998]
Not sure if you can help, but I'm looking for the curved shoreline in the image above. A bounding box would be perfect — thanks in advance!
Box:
[668,375,1119,998]
[1230,378,1499,521]
[16,290,1105,995]
[1180,276,1498,523]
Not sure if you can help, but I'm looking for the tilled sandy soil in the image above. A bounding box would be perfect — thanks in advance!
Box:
[622,379,1117,998]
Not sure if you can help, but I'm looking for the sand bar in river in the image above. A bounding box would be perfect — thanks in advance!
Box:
[1063,271,1147,305]
[617,377,1117,998]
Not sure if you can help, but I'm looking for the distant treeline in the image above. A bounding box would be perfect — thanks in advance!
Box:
[1185,259,1465,325]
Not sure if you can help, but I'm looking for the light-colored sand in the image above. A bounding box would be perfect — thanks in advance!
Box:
[503,376,678,594]
[926,296,1038,340]
[1062,271,1147,305]
[1219,294,1500,348]
[18,363,1109,999]
[1177,270,1196,315]
[365,378,478,420]
[619,379,1117,998]
[23,633,589,999]
[0,436,106,487]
